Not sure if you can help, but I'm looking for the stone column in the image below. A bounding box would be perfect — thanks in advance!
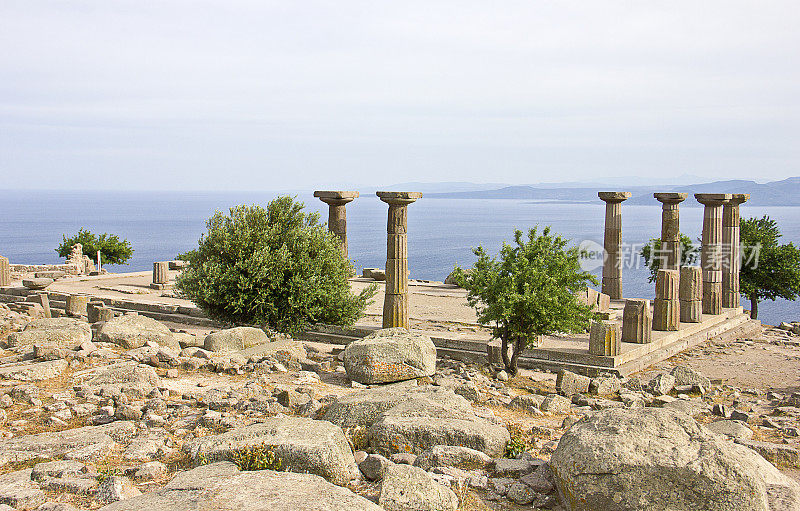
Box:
[598,192,631,299]
[679,266,703,323]
[377,191,422,329]
[66,295,89,317]
[29,292,51,318]
[87,301,105,323]
[653,269,680,331]
[622,298,652,344]
[153,262,169,285]
[313,191,359,258]
[695,194,732,315]
[589,320,621,356]
[722,194,749,308]
[653,193,688,270]
[0,256,9,287]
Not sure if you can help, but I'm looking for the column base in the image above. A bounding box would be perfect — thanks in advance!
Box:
[653,299,679,331]
[680,299,702,323]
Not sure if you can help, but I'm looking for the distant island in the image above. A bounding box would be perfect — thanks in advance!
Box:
[417,176,800,206]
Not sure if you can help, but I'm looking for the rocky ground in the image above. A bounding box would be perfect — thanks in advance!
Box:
[0,303,799,510]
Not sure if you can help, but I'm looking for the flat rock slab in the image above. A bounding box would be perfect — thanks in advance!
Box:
[186,417,356,485]
[0,359,68,381]
[204,327,269,352]
[379,464,458,511]
[0,469,46,509]
[98,462,382,511]
[7,318,92,348]
[0,422,136,466]
[323,382,468,428]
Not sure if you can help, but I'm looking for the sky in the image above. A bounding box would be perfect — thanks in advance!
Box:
[1,1,799,191]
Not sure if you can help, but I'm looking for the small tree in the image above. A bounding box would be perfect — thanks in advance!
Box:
[56,229,133,265]
[740,215,800,320]
[452,227,597,376]
[640,234,698,282]
[176,196,377,333]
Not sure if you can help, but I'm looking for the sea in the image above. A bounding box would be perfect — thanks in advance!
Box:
[1,190,798,326]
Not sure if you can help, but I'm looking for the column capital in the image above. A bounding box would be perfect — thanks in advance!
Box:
[727,193,750,206]
[653,192,688,205]
[376,191,423,206]
[694,193,732,206]
[598,191,631,203]
[314,190,359,206]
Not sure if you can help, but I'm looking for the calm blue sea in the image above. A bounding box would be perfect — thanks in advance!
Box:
[1,190,798,326]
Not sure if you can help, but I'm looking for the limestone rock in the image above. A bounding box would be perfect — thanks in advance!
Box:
[204,327,269,352]
[0,469,46,509]
[84,362,161,397]
[359,454,393,481]
[323,382,459,428]
[23,278,54,290]
[343,328,436,384]
[97,462,382,511]
[648,373,676,396]
[378,464,459,511]
[31,460,87,481]
[97,314,177,349]
[97,476,141,503]
[414,445,492,471]
[540,394,571,414]
[0,359,68,381]
[707,420,754,442]
[368,393,509,457]
[549,407,800,511]
[241,339,307,363]
[186,416,357,485]
[556,369,590,396]
[670,365,711,389]
[7,317,92,348]
[0,422,136,465]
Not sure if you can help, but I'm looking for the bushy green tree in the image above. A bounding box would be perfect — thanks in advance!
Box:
[176,196,377,333]
[640,234,698,282]
[452,227,597,376]
[740,215,800,320]
[56,229,133,265]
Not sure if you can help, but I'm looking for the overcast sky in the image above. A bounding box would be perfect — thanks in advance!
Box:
[1,1,798,191]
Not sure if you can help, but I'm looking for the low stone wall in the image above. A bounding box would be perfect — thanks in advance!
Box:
[11,263,80,275]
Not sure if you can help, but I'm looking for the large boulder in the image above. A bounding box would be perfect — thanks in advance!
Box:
[204,327,269,352]
[240,338,307,362]
[378,464,458,511]
[83,362,161,398]
[97,314,177,349]
[99,462,382,511]
[549,407,800,511]
[368,393,510,457]
[343,328,436,384]
[185,417,357,485]
[0,359,68,381]
[7,318,91,348]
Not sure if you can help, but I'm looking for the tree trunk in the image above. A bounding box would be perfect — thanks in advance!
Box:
[500,336,511,373]
[749,294,759,319]
[508,336,525,376]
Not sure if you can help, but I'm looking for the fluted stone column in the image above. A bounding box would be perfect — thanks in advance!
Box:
[695,193,732,315]
[598,192,631,299]
[722,194,749,308]
[0,256,10,286]
[314,191,359,258]
[622,298,652,344]
[679,266,703,323]
[153,262,169,285]
[66,295,89,317]
[654,193,688,270]
[653,269,680,331]
[589,320,621,356]
[377,191,422,329]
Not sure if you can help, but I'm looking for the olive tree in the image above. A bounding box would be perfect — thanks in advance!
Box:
[176,196,376,333]
[452,227,597,376]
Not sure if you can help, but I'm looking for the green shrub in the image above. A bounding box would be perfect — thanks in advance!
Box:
[176,196,377,333]
[229,445,283,472]
[56,229,133,265]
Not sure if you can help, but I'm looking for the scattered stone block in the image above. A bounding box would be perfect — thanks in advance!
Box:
[65,294,89,317]
[556,369,591,396]
[23,278,54,290]
[378,464,458,511]
[653,269,680,331]
[344,328,436,384]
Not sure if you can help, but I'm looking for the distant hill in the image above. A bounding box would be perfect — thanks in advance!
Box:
[426,177,800,206]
